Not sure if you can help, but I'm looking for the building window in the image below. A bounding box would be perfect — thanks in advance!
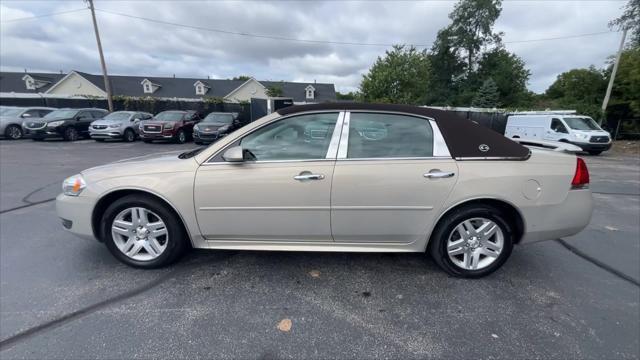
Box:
[305,85,315,100]
[196,85,205,95]
[144,83,152,93]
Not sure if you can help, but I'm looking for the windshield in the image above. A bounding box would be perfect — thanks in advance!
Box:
[44,110,78,119]
[564,117,601,131]
[202,113,233,124]
[102,112,132,121]
[1,108,23,117]
[154,112,184,122]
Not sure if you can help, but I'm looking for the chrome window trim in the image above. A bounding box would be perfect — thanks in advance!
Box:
[203,159,335,166]
[336,111,350,159]
[336,111,451,160]
[325,112,345,159]
[203,110,343,165]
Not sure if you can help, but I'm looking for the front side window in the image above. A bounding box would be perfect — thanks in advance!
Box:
[240,112,338,161]
[551,118,568,133]
[347,113,433,158]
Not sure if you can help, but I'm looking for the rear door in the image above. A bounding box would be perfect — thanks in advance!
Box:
[330,111,458,244]
[75,111,95,134]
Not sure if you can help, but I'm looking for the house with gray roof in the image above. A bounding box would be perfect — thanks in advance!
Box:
[0,70,336,104]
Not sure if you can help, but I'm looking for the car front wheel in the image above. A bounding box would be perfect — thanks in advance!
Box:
[429,205,513,278]
[102,194,188,268]
[5,124,23,140]
[123,128,135,142]
[175,129,186,144]
[64,127,79,141]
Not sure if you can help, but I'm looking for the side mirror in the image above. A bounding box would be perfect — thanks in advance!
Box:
[21,113,31,118]
[222,146,244,162]
[132,118,140,122]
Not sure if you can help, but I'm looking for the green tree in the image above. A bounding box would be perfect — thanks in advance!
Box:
[609,0,640,48]
[360,45,431,104]
[426,28,466,105]
[544,67,608,118]
[336,91,360,101]
[474,48,531,106]
[447,0,503,73]
[471,78,500,108]
[231,75,251,81]
[266,86,284,98]
[609,47,640,116]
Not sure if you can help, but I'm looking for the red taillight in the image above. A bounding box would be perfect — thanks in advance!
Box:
[571,157,590,189]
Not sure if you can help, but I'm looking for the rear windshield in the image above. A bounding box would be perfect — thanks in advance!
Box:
[155,112,184,121]
[44,110,78,119]
[564,117,601,130]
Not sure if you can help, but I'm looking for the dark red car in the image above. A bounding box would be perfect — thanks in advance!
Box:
[139,110,201,144]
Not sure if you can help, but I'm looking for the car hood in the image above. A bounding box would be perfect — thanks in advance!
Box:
[81,150,198,182]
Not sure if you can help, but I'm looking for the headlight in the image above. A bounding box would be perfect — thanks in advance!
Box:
[574,133,589,140]
[48,120,64,127]
[218,125,230,132]
[62,174,86,196]
[108,123,122,128]
[164,123,174,130]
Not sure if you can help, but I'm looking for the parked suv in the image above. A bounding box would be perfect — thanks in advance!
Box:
[89,111,153,142]
[139,110,201,144]
[193,112,241,145]
[1,107,54,139]
[23,108,108,141]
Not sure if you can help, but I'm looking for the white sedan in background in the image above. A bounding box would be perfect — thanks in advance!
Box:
[56,103,593,278]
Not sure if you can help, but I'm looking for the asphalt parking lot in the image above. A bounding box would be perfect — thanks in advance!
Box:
[0,139,638,359]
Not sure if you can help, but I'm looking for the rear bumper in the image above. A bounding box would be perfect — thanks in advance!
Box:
[56,193,97,240]
[519,189,593,244]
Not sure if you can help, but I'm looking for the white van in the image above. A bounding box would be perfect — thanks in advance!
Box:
[505,111,612,155]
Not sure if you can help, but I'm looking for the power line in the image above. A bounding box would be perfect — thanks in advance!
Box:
[0,8,87,23]
[95,8,619,47]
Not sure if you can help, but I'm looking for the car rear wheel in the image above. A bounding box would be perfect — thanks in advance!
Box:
[5,125,23,140]
[102,194,188,268]
[175,129,186,144]
[429,205,514,278]
[123,129,135,142]
[64,127,79,141]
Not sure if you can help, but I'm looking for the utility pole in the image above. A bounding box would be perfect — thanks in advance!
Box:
[87,0,113,111]
[600,28,627,126]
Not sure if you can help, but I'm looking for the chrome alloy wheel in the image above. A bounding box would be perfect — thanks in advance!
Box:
[446,217,504,271]
[111,207,169,261]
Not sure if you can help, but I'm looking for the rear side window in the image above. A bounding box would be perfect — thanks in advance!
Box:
[347,113,433,158]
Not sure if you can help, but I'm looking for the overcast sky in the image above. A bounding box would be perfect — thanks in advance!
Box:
[0,0,629,94]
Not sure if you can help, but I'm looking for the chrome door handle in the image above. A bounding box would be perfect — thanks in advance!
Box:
[294,173,325,181]
[423,171,455,179]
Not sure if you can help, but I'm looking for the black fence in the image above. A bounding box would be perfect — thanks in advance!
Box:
[0,97,256,124]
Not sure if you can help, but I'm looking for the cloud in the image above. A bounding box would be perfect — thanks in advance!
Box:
[0,0,627,95]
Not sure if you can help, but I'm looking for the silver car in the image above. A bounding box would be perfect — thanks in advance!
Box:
[1,107,54,139]
[89,111,153,142]
[56,103,593,278]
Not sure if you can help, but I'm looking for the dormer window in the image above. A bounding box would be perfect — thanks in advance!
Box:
[194,81,209,96]
[22,74,50,91]
[141,79,160,94]
[305,85,315,100]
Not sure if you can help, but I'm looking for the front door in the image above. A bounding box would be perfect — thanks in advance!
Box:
[330,112,458,244]
[544,118,569,141]
[194,112,341,242]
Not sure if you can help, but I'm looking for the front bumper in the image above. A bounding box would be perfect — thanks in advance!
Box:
[90,128,124,139]
[56,193,97,240]
[140,131,175,140]
[24,127,63,139]
[193,130,223,143]
[571,141,612,152]
[519,189,593,244]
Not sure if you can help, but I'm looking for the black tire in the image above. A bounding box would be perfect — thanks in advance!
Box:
[101,194,188,268]
[174,129,186,144]
[428,205,514,278]
[588,150,602,156]
[143,139,153,144]
[5,124,23,140]
[123,128,136,142]
[63,127,79,141]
